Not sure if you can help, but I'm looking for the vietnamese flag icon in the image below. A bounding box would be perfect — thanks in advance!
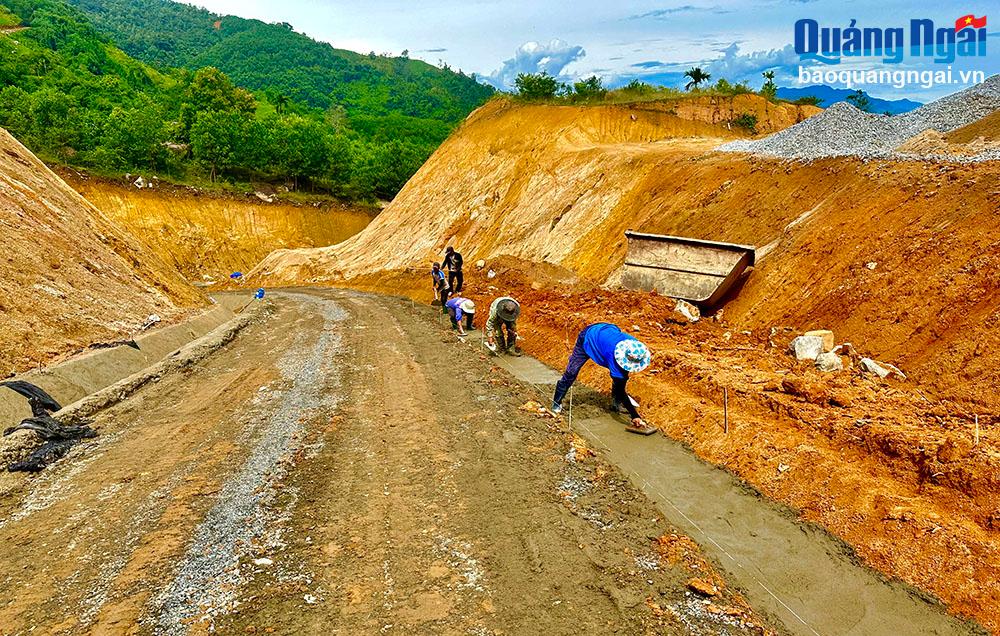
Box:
[955,14,987,31]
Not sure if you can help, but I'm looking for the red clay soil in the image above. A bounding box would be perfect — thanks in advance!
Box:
[253,99,1000,409]
[248,95,1000,631]
[319,262,1000,633]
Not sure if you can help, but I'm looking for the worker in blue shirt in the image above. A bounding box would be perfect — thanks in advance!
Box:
[430,262,450,313]
[445,296,476,335]
[552,323,654,434]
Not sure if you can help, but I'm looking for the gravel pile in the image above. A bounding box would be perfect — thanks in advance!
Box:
[719,74,1000,162]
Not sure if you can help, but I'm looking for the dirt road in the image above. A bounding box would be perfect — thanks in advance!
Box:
[0,290,769,635]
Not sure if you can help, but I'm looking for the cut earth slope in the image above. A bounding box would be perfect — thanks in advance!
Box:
[0,128,206,377]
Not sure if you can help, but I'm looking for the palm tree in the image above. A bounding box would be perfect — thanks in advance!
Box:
[275,93,289,115]
[684,67,711,91]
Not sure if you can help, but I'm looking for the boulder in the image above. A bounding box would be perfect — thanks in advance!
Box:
[673,299,700,323]
[789,335,824,360]
[859,357,906,380]
[804,329,835,352]
[815,351,843,373]
[687,578,719,597]
[859,357,891,378]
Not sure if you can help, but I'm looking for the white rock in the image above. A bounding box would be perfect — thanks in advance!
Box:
[859,358,890,378]
[475,259,486,269]
[253,557,273,566]
[487,269,496,279]
[860,357,906,380]
[789,335,824,361]
[866,261,878,270]
[674,299,700,323]
[815,352,843,373]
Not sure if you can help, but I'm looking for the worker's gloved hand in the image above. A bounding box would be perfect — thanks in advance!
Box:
[485,340,498,353]
[632,417,647,428]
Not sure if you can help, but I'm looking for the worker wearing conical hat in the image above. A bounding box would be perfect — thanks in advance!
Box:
[445,296,476,336]
[485,296,521,356]
[552,323,654,435]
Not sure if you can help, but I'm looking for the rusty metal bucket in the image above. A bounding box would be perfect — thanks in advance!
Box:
[620,231,756,306]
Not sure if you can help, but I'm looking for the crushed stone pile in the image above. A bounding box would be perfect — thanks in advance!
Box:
[719,74,1000,162]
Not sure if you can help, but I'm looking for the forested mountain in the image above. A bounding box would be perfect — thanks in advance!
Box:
[0,0,493,200]
[65,0,492,121]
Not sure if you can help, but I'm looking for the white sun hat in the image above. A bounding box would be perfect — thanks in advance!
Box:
[614,339,651,373]
[460,299,476,314]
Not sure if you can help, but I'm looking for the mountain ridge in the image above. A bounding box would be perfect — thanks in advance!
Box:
[776,85,922,114]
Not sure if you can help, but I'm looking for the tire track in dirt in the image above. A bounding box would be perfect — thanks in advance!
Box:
[215,290,775,635]
[0,290,776,634]
[152,294,348,632]
[0,296,339,633]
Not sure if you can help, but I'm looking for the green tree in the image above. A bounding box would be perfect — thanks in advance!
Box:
[190,110,244,181]
[514,72,560,100]
[100,101,167,169]
[572,75,607,101]
[684,67,711,91]
[273,116,333,190]
[180,66,256,132]
[846,90,871,112]
[274,92,289,114]
[760,71,777,100]
[793,95,823,106]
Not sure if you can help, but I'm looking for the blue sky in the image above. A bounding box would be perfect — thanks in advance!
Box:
[186,0,998,102]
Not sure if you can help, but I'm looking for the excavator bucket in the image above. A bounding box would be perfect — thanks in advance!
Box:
[620,231,756,306]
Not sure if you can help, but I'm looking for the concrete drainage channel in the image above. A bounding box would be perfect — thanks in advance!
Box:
[480,336,984,636]
[0,293,257,469]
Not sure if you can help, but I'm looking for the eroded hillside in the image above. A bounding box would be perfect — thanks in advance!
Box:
[254,95,999,406]
[70,176,375,284]
[250,93,1000,629]
[0,128,205,377]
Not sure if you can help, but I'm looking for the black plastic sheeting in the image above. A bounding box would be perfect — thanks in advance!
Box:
[2,380,96,473]
[1,380,62,413]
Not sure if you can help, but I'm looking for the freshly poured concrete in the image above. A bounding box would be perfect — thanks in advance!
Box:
[485,345,984,636]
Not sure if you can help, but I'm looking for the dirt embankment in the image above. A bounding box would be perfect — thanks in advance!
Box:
[252,96,816,284]
[253,97,1000,407]
[69,175,376,284]
[248,95,1000,630]
[0,128,205,378]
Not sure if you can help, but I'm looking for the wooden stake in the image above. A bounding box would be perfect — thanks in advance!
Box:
[723,387,729,434]
[975,414,980,446]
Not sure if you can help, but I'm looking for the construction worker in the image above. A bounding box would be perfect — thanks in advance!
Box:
[444,246,464,293]
[485,296,521,356]
[445,296,475,335]
[430,262,450,313]
[551,323,654,435]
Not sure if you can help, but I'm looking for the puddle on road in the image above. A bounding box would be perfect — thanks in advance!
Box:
[488,344,984,636]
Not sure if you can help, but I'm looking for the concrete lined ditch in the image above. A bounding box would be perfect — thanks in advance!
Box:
[482,341,984,636]
[0,294,250,428]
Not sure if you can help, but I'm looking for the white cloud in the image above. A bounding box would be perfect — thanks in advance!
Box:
[486,39,586,88]
[703,42,801,83]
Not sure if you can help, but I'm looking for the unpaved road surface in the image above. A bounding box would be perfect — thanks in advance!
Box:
[0,290,770,635]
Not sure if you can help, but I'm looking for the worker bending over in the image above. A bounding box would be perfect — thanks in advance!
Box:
[485,296,521,356]
[430,262,450,313]
[552,323,654,435]
[445,297,475,335]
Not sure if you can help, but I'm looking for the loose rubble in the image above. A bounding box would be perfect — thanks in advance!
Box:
[719,74,1000,162]
[790,335,824,361]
